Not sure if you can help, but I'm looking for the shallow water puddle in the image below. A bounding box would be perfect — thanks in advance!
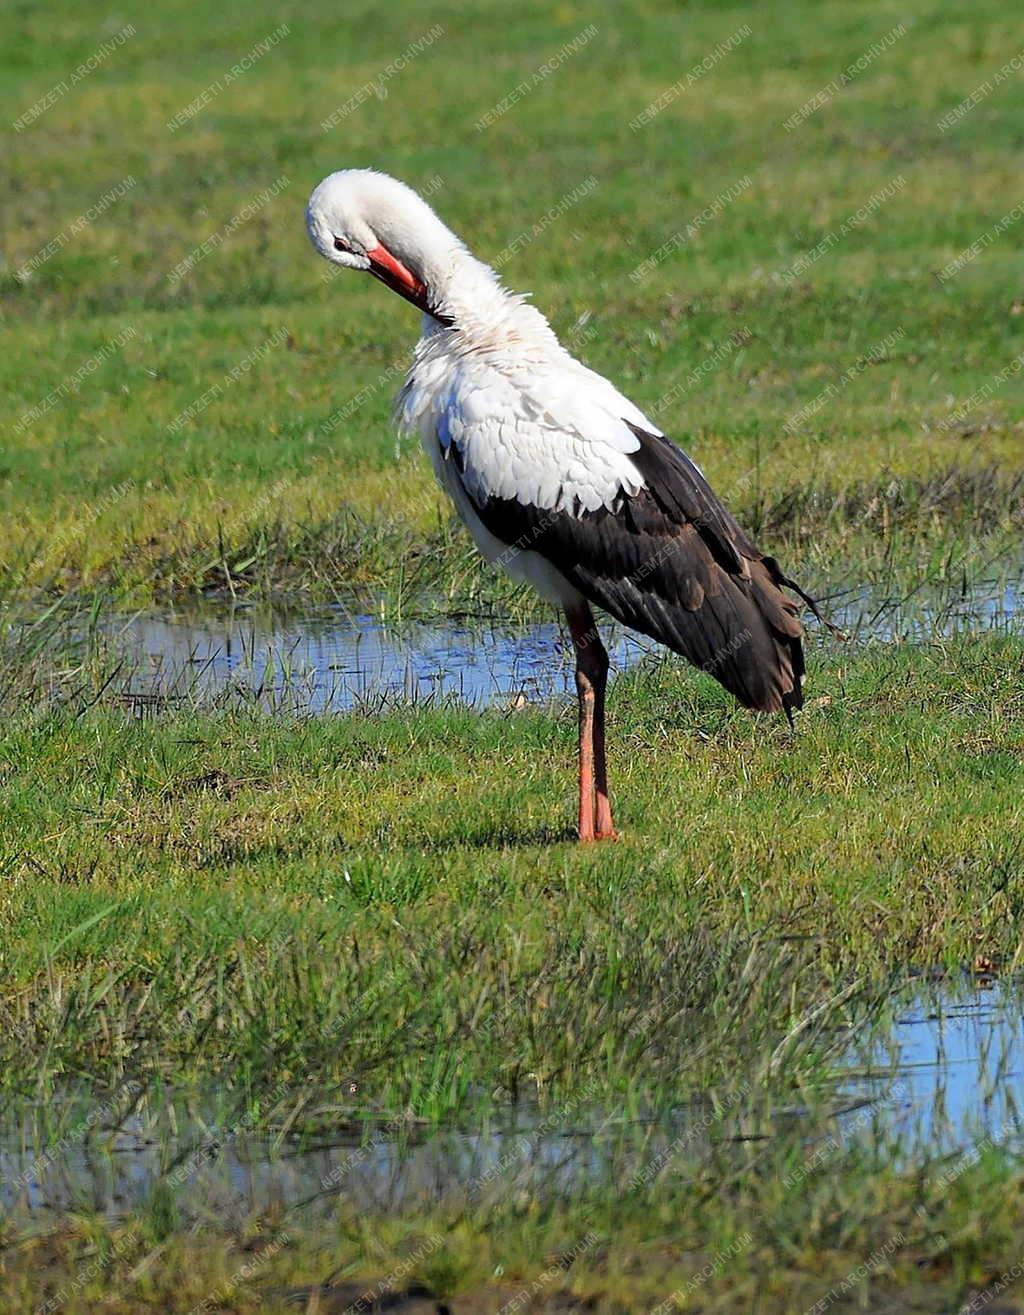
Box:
[827,569,1022,643]
[1,981,1020,1223]
[844,978,1024,1155]
[0,1110,605,1222]
[101,607,646,712]
[99,560,1023,713]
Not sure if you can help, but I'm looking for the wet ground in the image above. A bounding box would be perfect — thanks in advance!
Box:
[1,978,1019,1226]
[95,559,1024,714]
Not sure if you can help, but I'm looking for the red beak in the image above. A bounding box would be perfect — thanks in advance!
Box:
[366,243,432,316]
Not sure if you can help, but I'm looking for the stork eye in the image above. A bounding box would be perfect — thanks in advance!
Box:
[333,236,352,253]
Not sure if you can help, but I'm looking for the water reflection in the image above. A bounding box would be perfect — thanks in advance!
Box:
[101,608,647,712]
[2,980,1019,1225]
[847,978,1023,1155]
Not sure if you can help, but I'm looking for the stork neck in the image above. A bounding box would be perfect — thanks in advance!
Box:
[422,248,511,331]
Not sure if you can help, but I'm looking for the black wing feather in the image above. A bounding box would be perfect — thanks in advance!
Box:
[456,425,810,716]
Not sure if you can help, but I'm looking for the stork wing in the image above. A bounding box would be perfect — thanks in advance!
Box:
[443,398,810,715]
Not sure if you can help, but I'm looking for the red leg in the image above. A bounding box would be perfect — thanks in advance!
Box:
[567,604,617,843]
[592,657,617,841]
[577,681,596,843]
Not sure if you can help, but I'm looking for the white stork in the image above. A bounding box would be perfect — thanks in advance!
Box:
[306,170,818,843]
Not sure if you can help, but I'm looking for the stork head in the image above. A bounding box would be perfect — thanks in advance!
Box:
[306,169,465,323]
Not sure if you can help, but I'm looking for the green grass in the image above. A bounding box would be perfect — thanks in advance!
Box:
[0,632,1022,1308]
[1,0,1023,603]
[4,639,1024,1014]
[3,0,1024,1309]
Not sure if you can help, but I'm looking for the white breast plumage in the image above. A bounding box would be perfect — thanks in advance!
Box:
[398,318,658,528]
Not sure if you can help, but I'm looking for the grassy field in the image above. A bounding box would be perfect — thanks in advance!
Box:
[2,0,1023,604]
[2,628,1023,1310]
[1,630,1023,1106]
[3,0,1024,1309]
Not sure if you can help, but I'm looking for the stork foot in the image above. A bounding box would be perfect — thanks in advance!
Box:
[595,793,617,841]
[579,828,620,845]
[578,801,620,843]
